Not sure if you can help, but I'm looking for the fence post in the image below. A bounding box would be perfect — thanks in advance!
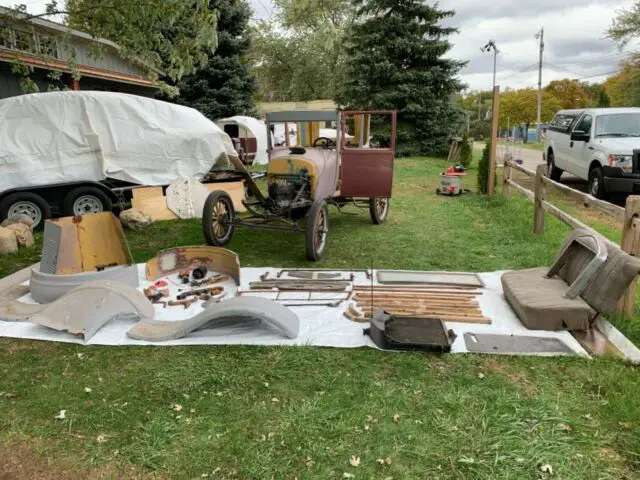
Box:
[533,164,546,234]
[617,195,640,316]
[502,159,512,199]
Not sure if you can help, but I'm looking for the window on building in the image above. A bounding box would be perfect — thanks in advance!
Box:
[13,29,35,53]
[38,35,58,58]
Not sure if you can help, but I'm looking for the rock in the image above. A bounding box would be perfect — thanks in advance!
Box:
[0,227,18,254]
[119,208,153,231]
[1,215,34,229]
[5,223,35,247]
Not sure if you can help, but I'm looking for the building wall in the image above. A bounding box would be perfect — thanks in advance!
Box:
[58,40,149,78]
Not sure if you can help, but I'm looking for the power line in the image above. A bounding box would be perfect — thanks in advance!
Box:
[573,70,619,81]
[557,51,630,65]
[498,63,538,80]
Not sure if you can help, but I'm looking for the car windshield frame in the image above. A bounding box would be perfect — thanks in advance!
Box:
[594,113,640,138]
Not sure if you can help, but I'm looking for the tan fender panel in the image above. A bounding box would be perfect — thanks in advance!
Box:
[145,246,240,285]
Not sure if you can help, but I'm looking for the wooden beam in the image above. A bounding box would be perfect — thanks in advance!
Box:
[502,160,512,198]
[534,163,546,233]
[487,85,500,198]
[505,158,536,177]
[506,179,535,202]
[617,196,640,315]
[541,175,626,222]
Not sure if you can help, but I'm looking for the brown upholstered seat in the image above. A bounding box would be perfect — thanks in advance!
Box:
[502,229,640,331]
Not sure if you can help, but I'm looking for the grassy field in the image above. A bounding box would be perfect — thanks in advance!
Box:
[1,155,640,479]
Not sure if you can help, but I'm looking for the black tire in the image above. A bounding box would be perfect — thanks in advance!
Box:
[202,191,235,246]
[62,186,113,217]
[305,200,329,261]
[0,192,51,230]
[589,166,608,200]
[546,150,563,181]
[369,197,390,224]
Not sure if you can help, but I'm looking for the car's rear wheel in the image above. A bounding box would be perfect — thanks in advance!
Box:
[305,200,328,261]
[589,166,608,200]
[546,150,563,181]
[369,197,390,224]
[0,192,51,230]
[202,191,235,246]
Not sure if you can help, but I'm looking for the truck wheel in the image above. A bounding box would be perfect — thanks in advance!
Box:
[202,191,235,246]
[0,192,51,230]
[589,166,608,200]
[63,187,113,217]
[305,200,329,261]
[546,151,563,181]
[369,197,390,224]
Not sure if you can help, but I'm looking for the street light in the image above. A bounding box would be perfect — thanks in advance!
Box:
[481,40,499,90]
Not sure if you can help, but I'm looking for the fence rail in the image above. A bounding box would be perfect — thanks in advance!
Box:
[503,158,640,316]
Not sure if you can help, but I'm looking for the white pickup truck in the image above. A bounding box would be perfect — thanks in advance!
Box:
[544,107,640,199]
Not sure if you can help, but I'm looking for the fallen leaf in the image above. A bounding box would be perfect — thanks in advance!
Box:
[477,373,485,379]
[539,463,553,475]
[190,408,196,414]
[183,393,190,399]
[376,459,385,465]
[364,424,370,431]
[75,353,84,359]
[3,392,16,398]
[84,387,92,393]
[557,423,571,431]
[349,455,361,467]
[458,457,474,464]
[271,397,280,403]
[172,404,182,412]
[267,432,275,440]
[54,410,66,420]
[385,458,392,465]
[98,377,103,382]
[342,473,355,479]
[305,457,314,467]
[392,414,400,424]
[619,421,633,428]
[216,391,223,397]
[96,434,106,444]
[264,382,269,387]
[316,391,326,396]
[201,474,209,478]
[212,467,221,474]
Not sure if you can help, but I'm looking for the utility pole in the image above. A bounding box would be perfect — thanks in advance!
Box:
[478,92,481,121]
[535,27,544,142]
[481,40,499,92]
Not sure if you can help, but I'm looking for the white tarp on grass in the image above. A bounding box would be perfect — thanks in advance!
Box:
[0,91,238,189]
[0,267,591,357]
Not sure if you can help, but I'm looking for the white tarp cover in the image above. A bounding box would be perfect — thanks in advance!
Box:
[0,91,237,190]
[216,115,269,165]
[0,268,594,358]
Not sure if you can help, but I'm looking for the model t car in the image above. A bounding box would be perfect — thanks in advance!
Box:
[202,110,397,260]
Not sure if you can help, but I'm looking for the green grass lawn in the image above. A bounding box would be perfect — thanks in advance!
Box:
[2,156,640,479]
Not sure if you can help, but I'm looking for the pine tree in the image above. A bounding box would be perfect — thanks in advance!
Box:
[177,0,257,120]
[334,0,466,156]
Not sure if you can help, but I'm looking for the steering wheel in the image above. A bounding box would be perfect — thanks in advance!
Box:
[313,137,336,149]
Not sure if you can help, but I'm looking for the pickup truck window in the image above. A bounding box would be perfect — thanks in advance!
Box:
[576,114,592,134]
[595,113,640,138]
[549,113,579,133]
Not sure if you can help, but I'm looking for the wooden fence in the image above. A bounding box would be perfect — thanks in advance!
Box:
[503,158,640,316]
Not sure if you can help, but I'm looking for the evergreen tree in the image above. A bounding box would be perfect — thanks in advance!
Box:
[334,0,466,156]
[177,0,257,119]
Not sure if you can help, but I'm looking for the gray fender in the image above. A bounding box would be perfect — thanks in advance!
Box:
[30,265,139,303]
[0,280,154,340]
[127,296,300,342]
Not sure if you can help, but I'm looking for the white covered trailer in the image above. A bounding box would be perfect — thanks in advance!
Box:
[0,91,237,228]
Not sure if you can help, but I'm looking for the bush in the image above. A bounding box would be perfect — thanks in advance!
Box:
[477,140,490,194]
[458,132,472,168]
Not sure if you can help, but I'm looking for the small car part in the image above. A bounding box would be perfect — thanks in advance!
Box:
[191,266,208,280]
[364,310,456,352]
[178,270,190,284]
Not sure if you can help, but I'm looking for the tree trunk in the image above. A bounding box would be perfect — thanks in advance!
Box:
[524,122,530,144]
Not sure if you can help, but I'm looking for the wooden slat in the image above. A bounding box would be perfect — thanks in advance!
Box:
[506,179,535,202]
[506,159,535,177]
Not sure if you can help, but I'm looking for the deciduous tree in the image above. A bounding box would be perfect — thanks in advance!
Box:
[500,88,561,142]
[544,79,588,109]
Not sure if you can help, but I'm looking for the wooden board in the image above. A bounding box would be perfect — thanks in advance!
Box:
[131,188,178,221]
[204,181,247,213]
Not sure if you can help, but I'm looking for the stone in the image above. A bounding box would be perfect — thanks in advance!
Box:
[119,208,153,231]
[5,223,35,247]
[1,215,34,229]
[0,227,18,254]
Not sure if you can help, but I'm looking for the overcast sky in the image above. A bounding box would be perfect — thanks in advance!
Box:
[5,0,637,92]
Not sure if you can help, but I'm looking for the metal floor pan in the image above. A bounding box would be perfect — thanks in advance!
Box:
[464,332,573,355]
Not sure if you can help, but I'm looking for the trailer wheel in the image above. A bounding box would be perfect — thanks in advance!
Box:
[369,197,390,224]
[202,191,235,246]
[63,186,113,217]
[305,200,329,261]
[0,192,51,230]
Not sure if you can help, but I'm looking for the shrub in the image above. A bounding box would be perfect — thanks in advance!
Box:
[477,140,490,194]
[458,132,472,168]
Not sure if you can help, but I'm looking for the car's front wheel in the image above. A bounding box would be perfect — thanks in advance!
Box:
[589,166,608,200]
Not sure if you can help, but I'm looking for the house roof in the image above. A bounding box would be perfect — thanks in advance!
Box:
[0,6,164,76]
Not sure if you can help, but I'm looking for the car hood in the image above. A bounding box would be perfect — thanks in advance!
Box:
[595,137,640,154]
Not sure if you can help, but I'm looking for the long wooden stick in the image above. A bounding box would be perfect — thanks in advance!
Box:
[353,285,479,290]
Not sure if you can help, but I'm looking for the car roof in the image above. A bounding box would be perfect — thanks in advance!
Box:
[556,107,640,116]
